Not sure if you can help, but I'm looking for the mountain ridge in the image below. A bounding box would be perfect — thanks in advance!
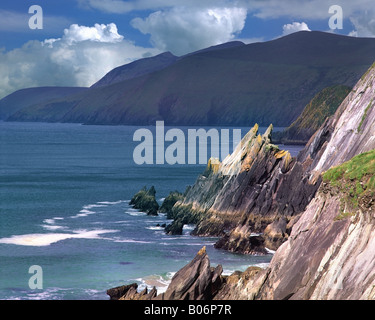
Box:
[3,31,375,127]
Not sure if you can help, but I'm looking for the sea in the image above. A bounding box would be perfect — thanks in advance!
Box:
[0,121,303,300]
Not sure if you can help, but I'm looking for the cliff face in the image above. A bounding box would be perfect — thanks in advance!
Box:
[257,150,375,300]
[237,62,375,300]
[312,62,375,173]
[107,63,375,302]
[164,62,375,300]
[169,124,321,253]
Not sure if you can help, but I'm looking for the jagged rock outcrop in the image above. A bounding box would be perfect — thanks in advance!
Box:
[238,62,375,300]
[109,247,225,300]
[213,266,268,300]
[167,124,320,254]
[156,246,224,300]
[106,283,157,300]
[129,186,159,216]
[155,62,375,300]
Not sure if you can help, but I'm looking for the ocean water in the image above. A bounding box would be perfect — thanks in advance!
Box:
[0,122,302,300]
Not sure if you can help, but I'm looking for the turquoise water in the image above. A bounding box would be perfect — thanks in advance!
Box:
[0,122,300,300]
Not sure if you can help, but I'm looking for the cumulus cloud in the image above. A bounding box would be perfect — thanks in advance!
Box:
[0,23,160,99]
[61,23,124,44]
[131,7,247,55]
[79,0,375,39]
[282,22,311,36]
[348,11,375,38]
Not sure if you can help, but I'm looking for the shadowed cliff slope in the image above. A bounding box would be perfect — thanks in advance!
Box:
[5,32,375,126]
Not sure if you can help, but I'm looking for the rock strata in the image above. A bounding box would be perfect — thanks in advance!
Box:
[245,62,375,300]
[106,283,157,300]
[157,246,224,300]
[167,124,321,254]
[108,247,225,300]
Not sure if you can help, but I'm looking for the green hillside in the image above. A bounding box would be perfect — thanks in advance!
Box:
[273,85,351,144]
[5,31,375,127]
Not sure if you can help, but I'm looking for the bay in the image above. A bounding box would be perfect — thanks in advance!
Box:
[0,122,301,300]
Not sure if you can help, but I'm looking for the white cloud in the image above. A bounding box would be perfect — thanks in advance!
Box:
[79,0,375,39]
[348,12,375,38]
[131,7,247,55]
[282,22,311,36]
[61,23,124,44]
[0,23,160,99]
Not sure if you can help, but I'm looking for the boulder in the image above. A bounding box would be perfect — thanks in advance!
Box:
[106,283,138,300]
[130,186,159,216]
[106,283,157,300]
[165,219,184,235]
[263,218,288,250]
[157,246,224,300]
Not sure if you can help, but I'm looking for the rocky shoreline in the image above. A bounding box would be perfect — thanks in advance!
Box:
[107,246,264,300]
[109,62,375,300]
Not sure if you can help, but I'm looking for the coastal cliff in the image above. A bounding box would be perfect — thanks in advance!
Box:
[109,62,375,300]
[213,61,375,300]
[167,123,321,253]
[251,61,375,300]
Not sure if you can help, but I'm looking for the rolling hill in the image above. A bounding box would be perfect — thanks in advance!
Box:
[3,31,375,127]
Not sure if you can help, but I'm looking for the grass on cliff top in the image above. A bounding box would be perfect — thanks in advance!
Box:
[323,149,375,187]
[323,149,375,215]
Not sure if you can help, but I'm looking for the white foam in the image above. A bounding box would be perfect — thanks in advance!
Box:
[265,247,276,254]
[80,209,95,214]
[83,204,107,209]
[0,229,118,246]
[146,226,164,230]
[43,219,55,225]
[136,272,175,294]
[41,217,67,230]
[253,262,271,269]
[70,213,88,218]
[97,200,126,205]
[70,209,96,218]
[113,238,152,244]
[41,224,67,231]
[126,211,146,216]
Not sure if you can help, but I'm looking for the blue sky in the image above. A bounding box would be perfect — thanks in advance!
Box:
[0,0,374,98]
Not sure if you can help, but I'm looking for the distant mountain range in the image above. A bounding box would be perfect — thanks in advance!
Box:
[2,31,375,127]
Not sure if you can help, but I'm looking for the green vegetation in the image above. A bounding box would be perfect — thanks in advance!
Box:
[274,85,351,143]
[5,32,375,127]
[334,211,355,221]
[323,149,375,218]
[159,191,184,216]
[129,186,159,216]
[357,99,373,133]
[360,61,375,81]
